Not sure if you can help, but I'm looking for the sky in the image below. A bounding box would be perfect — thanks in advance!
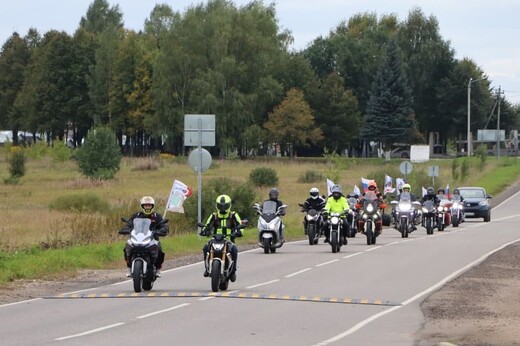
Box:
[1,0,519,104]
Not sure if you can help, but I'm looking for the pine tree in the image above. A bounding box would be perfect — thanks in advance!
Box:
[361,39,417,150]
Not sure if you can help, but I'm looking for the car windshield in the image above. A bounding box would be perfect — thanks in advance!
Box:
[459,189,486,199]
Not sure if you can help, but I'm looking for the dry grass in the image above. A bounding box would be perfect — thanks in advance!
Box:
[0,148,511,251]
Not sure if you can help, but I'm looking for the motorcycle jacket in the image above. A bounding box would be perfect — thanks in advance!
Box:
[126,211,168,236]
[303,196,326,212]
[396,192,417,201]
[324,196,350,216]
[203,211,242,239]
[421,194,440,205]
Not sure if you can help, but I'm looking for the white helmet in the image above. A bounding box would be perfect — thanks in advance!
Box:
[140,196,155,215]
[309,187,320,199]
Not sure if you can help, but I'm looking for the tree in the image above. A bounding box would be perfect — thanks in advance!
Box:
[264,88,322,156]
[75,126,122,180]
[79,0,123,34]
[361,39,417,150]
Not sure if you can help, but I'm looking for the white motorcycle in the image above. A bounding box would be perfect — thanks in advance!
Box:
[390,192,421,238]
[450,195,464,227]
[253,201,287,254]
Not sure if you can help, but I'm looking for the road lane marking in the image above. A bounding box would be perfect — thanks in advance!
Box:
[136,303,190,319]
[55,322,125,341]
[246,279,280,289]
[285,268,312,278]
[316,259,339,267]
[342,253,362,259]
[364,246,382,252]
[312,237,520,346]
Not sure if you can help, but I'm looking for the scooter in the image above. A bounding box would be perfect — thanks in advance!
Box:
[253,201,287,254]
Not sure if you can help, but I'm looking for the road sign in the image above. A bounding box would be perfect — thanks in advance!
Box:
[428,166,439,177]
[188,148,212,173]
[399,161,413,175]
[184,114,215,147]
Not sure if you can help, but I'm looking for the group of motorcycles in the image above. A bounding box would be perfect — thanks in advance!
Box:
[119,193,464,293]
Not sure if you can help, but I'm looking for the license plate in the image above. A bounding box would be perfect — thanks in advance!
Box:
[465,212,474,216]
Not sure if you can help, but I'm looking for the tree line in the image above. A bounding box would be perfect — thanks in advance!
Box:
[0,0,518,157]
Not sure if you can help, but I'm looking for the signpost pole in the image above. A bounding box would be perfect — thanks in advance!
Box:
[197,118,203,227]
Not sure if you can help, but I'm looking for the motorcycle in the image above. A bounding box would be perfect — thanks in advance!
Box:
[120,217,168,293]
[421,200,437,235]
[358,191,385,245]
[323,211,347,253]
[346,194,359,237]
[450,195,464,227]
[390,192,421,238]
[299,203,322,245]
[198,222,245,292]
[253,201,287,254]
[436,195,452,232]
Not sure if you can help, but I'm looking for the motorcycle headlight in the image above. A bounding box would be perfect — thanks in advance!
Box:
[331,216,339,225]
[269,223,276,230]
[366,204,374,213]
[399,204,411,212]
[212,243,225,251]
[422,207,428,213]
[444,207,448,212]
[479,200,488,206]
[373,214,378,219]
[437,206,443,212]
[306,214,314,221]
[458,204,464,209]
[363,214,368,219]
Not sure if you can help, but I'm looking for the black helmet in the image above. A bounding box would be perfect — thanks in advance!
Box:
[427,187,434,195]
[453,189,460,195]
[269,188,279,201]
[437,188,445,194]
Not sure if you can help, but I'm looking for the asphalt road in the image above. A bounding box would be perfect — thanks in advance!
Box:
[2,193,519,346]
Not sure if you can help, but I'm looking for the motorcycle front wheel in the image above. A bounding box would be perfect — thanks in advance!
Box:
[211,261,221,292]
[262,237,270,254]
[132,260,143,293]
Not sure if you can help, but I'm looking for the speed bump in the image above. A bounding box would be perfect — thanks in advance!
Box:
[45,291,401,306]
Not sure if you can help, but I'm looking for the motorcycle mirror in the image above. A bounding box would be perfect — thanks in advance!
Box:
[121,217,129,223]
[197,222,205,228]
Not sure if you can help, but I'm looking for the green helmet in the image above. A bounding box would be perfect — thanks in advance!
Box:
[215,194,231,213]
[402,183,411,191]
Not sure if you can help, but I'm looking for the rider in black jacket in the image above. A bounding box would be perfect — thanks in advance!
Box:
[301,187,326,234]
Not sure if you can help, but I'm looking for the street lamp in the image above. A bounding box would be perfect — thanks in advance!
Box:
[467,78,484,157]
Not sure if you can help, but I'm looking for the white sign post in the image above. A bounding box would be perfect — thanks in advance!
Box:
[184,114,215,228]
[428,165,439,187]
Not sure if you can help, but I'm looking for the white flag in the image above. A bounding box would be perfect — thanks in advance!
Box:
[353,185,361,196]
[166,179,192,213]
[326,178,335,196]
[422,186,428,197]
[384,174,396,194]
[396,178,405,192]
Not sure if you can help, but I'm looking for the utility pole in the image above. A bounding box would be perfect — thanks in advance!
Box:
[497,86,502,159]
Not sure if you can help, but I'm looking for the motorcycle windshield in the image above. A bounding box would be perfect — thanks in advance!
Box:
[348,197,357,207]
[423,200,435,211]
[399,191,411,202]
[451,195,462,202]
[261,200,278,223]
[132,218,152,235]
[364,191,378,202]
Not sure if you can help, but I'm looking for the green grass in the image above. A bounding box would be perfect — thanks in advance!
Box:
[471,158,520,195]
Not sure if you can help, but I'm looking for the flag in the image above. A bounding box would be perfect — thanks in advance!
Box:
[361,177,375,192]
[384,174,396,194]
[326,178,335,196]
[353,185,361,196]
[166,179,192,213]
[396,178,405,192]
[422,186,427,197]
[445,183,450,199]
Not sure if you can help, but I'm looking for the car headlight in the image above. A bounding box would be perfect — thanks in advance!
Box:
[479,200,488,206]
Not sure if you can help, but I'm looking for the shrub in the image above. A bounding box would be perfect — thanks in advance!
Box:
[75,126,122,180]
[132,157,160,171]
[298,170,324,183]
[461,159,470,180]
[452,159,460,180]
[9,149,26,178]
[49,193,111,213]
[249,167,278,187]
[49,140,72,162]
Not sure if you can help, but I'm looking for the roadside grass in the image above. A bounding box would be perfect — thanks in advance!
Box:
[1,146,519,287]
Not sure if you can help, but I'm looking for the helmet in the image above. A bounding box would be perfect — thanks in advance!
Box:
[269,188,279,201]
[215,194,231,213]
[368,181,377,191]
[427,187,435,195]
[331,184,343,199]
[309,187,319,199]
[402,183,411,191]
[453,189,460,195]
[438,188,445,194]
[140,196,155,215]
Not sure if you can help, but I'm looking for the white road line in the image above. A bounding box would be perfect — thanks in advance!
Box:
[55,322,125,341]
[384,241,401,246]
[136,303,190,319]
[342,253,362,259]
[364,246,382,252]
[315,259,339,267]
[199,297,215,301]
[246,279,280,289]
[312,237,520,346]
[285,268,312,278]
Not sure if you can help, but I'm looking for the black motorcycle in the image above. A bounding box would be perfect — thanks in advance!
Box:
[359,191,383,245]
[120,217,168,293]
[198,223,245,292]
[421,200,437,235]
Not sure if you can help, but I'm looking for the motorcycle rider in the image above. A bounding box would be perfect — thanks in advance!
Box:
[322,184,351,245]
[199,194,243,282]
[357,182,385,235]
[452,188,464,202]
[119,196,169,277]
[301,187,326,234]
[395,183,419,231]
[264,187,286,240]
[422,187,440,204]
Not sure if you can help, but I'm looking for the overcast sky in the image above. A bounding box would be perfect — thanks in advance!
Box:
[1,0,519,104]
